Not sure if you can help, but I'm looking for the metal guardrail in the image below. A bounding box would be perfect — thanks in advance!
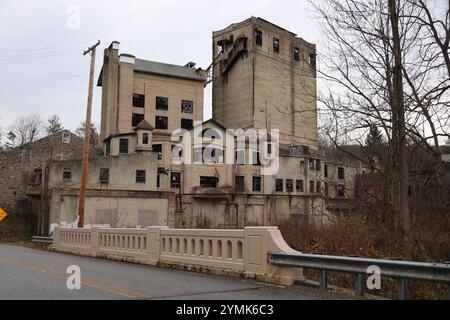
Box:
[32,236,53,244]
[268,252,450,300]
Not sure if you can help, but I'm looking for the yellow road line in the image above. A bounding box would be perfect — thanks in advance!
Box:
[0,256,149,299]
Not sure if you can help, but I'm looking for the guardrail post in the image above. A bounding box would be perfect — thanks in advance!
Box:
[320,270,327,292]
[397,278,407,300]
[355,273,364,297]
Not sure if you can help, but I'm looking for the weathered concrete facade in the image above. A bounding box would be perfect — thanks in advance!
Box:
[212,17,318,149]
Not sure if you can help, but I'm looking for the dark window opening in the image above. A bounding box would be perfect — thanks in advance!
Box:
[155,116,168,130]
[171,172,181,188]
[132,113,144,127]
[324,165,329,178]
[338,167,345,179]
[310,181,315,193]
[276,179,283,192]
[316,181,321,194]
[309,159,315,170]
[136,170,146,184]
[235,176,245,192]
[181,118,193,130]
[316,159,321,172]
[273,38,280,53]
[152,144,162,160]
[143,133,149,145]
[296,180,304,192]
[119,139,129,154]
[336,185,345,198]
[200,176,218,188]
[105,140,111,156]
[253,176,262,192]
[294,47,300,61]
[181,100,193,114]
[309,54,316,68]
[255,29,263,46]
[156,97,168,110]
[133,94,145,108]
[286,179,294,193]
[63,168,72,181]
[99,168,109,184]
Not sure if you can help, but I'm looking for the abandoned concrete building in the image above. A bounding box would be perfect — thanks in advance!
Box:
[2,17,370,236]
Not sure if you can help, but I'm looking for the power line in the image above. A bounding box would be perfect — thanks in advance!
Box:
[0,39,97,53]
[0,74,88,83]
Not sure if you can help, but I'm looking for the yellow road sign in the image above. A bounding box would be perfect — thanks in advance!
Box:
[0,208,8,222]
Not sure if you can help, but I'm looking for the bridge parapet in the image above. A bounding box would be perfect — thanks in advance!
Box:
[52,226,299,285]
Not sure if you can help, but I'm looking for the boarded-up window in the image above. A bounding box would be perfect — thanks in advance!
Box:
[138,210,159,227]
[95,209,118,227]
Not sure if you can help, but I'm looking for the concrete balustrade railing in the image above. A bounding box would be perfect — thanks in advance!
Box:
[52,226,300,285]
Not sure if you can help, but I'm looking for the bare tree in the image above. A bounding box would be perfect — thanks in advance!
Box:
[10,113,44,146]
[75,121,99,147]
[310,0,449,249]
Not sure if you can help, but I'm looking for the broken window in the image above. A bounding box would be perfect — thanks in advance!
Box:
[273,38,280,53]
[132,113,144,127]
[155,116,168,130]
[181,100,193,114]
[235,176,245,192]
[316,181,321,194]
[255,29,263,46]
[200,176,218,188]
[152,144,162,160]
[253,176,262,192]
[142,133,149,145]
[296,179,304,192]
[63,168,72,181]
[133,94,145,108]
[99,168,109,184]
[156,97,168,110]
[119,139,129,154]
[276,179,283,192]
[136,170,146,184]
[171,172,181,188]
[336,185,345,198]
[286,179,294,193]
[338,167,345,179]
[181,118,193,130]
[324,165,329,178]
[294,47,300,61]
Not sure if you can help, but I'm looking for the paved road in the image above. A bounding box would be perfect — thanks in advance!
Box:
[0,244,346,300]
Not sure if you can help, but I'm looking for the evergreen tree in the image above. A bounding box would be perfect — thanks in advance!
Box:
[46,115,64,135]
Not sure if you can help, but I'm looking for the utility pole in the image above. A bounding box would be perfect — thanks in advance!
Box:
[78,40,100,228]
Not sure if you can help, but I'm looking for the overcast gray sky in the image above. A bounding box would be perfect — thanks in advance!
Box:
[0,0,319,138]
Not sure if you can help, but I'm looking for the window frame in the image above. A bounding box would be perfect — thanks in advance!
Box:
[119,138,129,154]
[156,96,169,111]
[132,113,145,127]
[181,100,194,114]
[273,37,280,53]
[62,168,72,181]
[275,179,284,192]
[99,168,110,184]
[155,116,169,130]
[235,175,245,192]
[133,93,145,108]
[255,29,263,46]
[171,172,181,189]
[252,176,262,192]
[136,170,146,184]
